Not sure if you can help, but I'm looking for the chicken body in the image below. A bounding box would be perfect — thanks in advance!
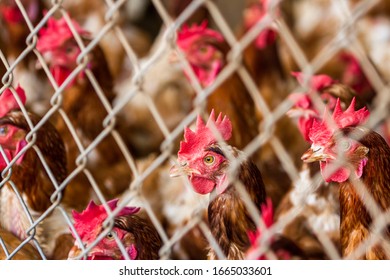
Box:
[337,128,390,259]
[246,198,307,260]
[0,0,51,115]
[0,228,42,260]
[177,20,259,151]
[114,26,194,157]
[0,103,73,259]
[206,146,267,259]
[36,16,132,211]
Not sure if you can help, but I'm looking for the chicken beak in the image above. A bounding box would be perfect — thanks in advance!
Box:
[67,245,82,260]
[168,51,180,64]
[286,108,303,118]
[301,146,332,163]
[35,52,52,69]
[169,163,201,177]
[287,108,317,119]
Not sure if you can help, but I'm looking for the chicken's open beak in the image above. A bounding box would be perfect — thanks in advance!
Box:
[301,146,334,163]
[169,163,201,177]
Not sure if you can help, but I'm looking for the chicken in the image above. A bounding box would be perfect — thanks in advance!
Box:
[301,97,390,259]
[36,16,132,211]
[246,198,307,260]
[0,0,43,58]
[0,0,51,115]
[122,154,209,260]
[176,20,259,151]
[67,199,162,260]
[236,0,310,207]
[274,72,369,259]
[56,0,152,80]
[241,0,286,107]
[170,110,267,260]
[0,86,73,259]
[275,162,341,260]
[287,72,363,142]
[114,25,194,157]
[0,228,42,260]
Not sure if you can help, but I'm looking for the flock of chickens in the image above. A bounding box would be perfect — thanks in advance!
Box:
[0,0,390,260]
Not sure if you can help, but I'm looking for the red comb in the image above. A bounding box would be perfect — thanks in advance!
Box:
[36,16,88,53]
[292,72,336,91]
[178,110,232,160]
[177,20,224,51]
[72,199,140,241]
[0,86,27,118]
[308,97,370,145]
[243,0,277,49]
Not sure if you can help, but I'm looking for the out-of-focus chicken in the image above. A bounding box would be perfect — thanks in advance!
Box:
[0,0,43,58]
[114,26,194,157]
[287,72,363,141]
[276,73,367,259]
[177,20,259,151]
[302,97,390,259]
[241,0,286,107]
[125,154,209,260]
[0,228,42,260]
[36,16,132,211]
[170,111,267,260]
[68,199,162,260]
[0,0,51,115]
[57,0,152,80]
[275,163,340,259]
[236,0,310,207]
[246,198,307,260]
[0,86,73,259]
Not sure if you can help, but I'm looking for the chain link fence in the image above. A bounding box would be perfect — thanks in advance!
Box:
[1,0,390,260]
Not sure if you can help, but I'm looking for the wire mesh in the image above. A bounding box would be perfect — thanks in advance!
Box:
[0,0,390,260]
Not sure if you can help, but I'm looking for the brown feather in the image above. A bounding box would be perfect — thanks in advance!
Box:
[208,146,266,259]
[339,128,390,259]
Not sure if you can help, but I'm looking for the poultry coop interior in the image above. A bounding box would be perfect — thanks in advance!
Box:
[1,0,390,260]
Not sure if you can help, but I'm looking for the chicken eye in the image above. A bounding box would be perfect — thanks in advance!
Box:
[106,231,116,240]
[338,139,351,151]
[0,126,8,136]
[204,155,215,165]
[200,46,208,53]
[65,46,74,54]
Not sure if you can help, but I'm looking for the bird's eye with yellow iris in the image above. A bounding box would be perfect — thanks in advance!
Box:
[204,155,215,165]
[106,231,115,240]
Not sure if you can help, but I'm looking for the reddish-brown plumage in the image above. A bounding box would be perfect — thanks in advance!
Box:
[0,228,42,260]
[177,21,259,151]
[0,0,44,58]
[0,111,67,212]
[338,128,390,259]
[302,97,390,258]
[37,16,133,211]
[0,109,73,259]
[207,150,267,259]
